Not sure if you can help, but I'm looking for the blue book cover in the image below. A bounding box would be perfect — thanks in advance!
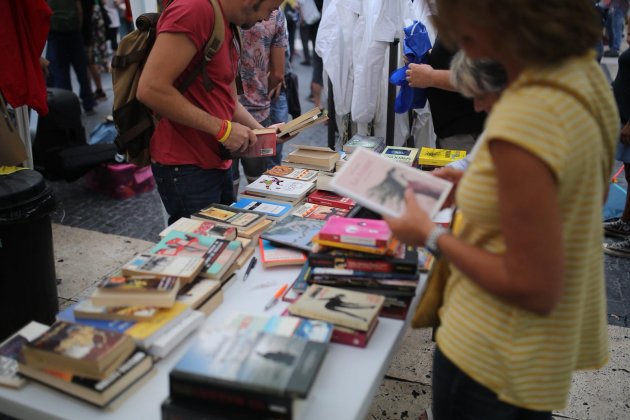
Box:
[293,319,333,343]
[260,215,325,252]
[57,304,135,333]
[231,197,292,218]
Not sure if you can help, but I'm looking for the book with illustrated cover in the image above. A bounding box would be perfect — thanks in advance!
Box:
[306,189,356,210]
[18,350,153,407]
[259,239,307,268]
[418,147,467,167]
[192,203,266,228]
[121,253,205,285]
[226,314,333,343]
[231,197,293,219]
[343,135,386,154]
[288,285,384,331]
[381,146,420,166]
[0,321,49,389]
[319,216,392,248]
[260,215,325,252]
[169,329,328,418]
[291,202,349,221]
[277,107,328,138]
[74,301,160,322]
[150,231,242,281]
[21,321,136,380]
[331,148,453,218]
[245,175,314,200]
[159,217,237,240]
[98,274,178,293]
[92,273,180,308]
[265,165,318,182]
[219,128,277,159]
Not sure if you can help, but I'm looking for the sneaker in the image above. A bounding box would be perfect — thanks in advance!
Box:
[604,50,620,58]
[603,237,630,258]
[94,89,107,101]
[603,218,630,238]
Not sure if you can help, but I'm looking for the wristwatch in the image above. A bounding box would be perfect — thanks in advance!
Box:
[425,225,449,258]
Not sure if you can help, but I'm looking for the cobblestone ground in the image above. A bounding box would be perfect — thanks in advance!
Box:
[46,58,630,328]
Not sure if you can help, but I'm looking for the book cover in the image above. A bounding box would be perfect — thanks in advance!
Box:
[176,278,221,309]
[98,275,178,293]
[245,175,314,200]
[159,217,237,240]
[331,148,453,218]
[57,305,135,334]
[225,128,277,158]
[319,216,392,248]
[308,244,419,274]
[74,301,160,322]
[265,165,318,182]
[0,321,49,389]
[124,302,192,344]
[418,147,467,167]
[18,350,153,407]
[193,203,266,228]
[121,253,205,284]
[343,135,386,154]
[291,202,349,221]
[278,107,327,138]
[231,197,292,219]
[312,235,399,256]
[306,189,356,210]
[259,239,308,268]
[288,285,385,331]
[381,146,420,166]
[330,318,379,348]
[170,329,327,401]
[282,263,311,303]
[260,215,325,252]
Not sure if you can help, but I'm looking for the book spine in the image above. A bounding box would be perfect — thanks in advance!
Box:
[169,375,292,419]
[330,327,369,348]
[308,255,416,274]
[310,268,419,280]
[307,277,417,294]
[307,196,354,210]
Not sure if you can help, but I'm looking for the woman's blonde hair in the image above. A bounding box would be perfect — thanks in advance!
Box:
[430,0,601,66]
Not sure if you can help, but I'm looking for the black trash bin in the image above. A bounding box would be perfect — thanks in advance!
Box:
[0,168,57,340]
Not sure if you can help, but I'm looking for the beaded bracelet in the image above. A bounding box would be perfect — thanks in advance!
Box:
[216,120,231,143]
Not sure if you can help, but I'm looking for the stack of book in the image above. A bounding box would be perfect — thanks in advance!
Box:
[259,239,307,268]
[16,321,153,407]
[265,165,318,182]
[306,189,356,211]
[282,144,340,172]
[307,217,420,319]
[192,203,272,239]
[162,323,329,419]
[242,174,315,205]
[288,285,384,348]
[291,201,349,221]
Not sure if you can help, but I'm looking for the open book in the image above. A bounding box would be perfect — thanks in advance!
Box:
[277,107,328,138]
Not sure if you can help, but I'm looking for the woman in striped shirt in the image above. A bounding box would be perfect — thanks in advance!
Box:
[385,1,619,418]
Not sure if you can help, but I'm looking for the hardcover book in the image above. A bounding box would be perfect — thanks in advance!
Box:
[291,202,349,221]
[418,146,467,167]
[259,239,308,268]
[21,321,136,380]
[331,148,453,218]
[159,217,237,240]
[121,253,205,285]
[192,203,266,228]
[319,216,392,248]
[265,165,318,182]
[381,146,420,166]
[0,321,49,389]
[285,144,339,170]
[306,189,356,210]
[169,329,328,417]
[220,128,277,158]
[18,350,153,407]
[231,197,292,219]
[150,231,242,281]
[343,134,386,154]
[245,175,314,200]
[260,215,325,252]
[288,285,385,331]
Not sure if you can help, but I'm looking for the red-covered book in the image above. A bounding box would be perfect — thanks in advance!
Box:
[319,216,392,248]
[330,318,379,348]
[307,189,356,210]
[219,128,277,158]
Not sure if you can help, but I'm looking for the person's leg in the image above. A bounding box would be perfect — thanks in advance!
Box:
[287,18,297,62]
[612,7,625,54]
[107,27,119,52]
[299,23,311,64]
[46,32,72,90]
[68,31,96,112]
[432,347,552,420]
[151,163,233,226]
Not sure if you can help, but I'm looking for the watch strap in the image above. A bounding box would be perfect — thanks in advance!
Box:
[425,225,449,258]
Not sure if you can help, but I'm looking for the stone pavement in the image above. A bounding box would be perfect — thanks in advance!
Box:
[41,54,630,419]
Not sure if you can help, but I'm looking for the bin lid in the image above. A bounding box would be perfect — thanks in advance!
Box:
[0,167,48,211]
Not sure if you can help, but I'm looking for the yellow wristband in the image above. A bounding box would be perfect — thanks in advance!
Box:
[217,121,232,143]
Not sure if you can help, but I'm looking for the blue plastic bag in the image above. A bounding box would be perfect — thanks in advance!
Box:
[88,121,117,145]
[389,21,432,113]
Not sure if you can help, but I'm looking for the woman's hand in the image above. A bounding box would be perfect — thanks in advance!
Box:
[406,63,434,88]
[383,188,435,247]
[431,166,465,208]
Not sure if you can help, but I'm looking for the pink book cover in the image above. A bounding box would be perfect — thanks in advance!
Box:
[319,216,392,248]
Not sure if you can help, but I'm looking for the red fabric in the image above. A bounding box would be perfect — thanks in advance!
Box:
[0,0,51,115]
[150,0,239,170]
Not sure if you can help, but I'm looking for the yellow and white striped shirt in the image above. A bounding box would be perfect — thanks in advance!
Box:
[436,52,618,411]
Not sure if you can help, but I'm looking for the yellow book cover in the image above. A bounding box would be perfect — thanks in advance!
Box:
[418,147,467,167]
[125,302,189,340]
